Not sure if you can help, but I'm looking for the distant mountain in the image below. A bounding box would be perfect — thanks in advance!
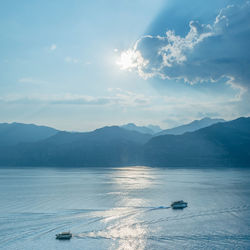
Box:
[0,122,58,146]
[143,117,250,167]
[0,118,249,168]
[156,117,225,136]
[146,124,162,134]
[121,123,162,135]
[0,126,151,167]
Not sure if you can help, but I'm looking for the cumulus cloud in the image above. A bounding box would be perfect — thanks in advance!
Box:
[118,2,250,93]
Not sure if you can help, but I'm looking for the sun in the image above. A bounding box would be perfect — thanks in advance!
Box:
[116,49,138,71]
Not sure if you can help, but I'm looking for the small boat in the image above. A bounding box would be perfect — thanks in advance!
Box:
[171,200,188,209]
[56,231,72,240]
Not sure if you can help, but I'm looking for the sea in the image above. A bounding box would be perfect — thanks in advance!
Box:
[0,166,250,250]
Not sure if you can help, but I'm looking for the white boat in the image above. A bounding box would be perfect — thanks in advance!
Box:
[171,200,188,209]
[56,231,72,240]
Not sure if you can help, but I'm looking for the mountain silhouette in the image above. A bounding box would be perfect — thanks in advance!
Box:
[144,117,250,167]
[121,123,162,135]
[156,117,225,136]
[0,122,58,146]
[0,118,249,168]
[0,126,151,167]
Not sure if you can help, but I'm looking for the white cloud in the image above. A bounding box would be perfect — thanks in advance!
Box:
[159,21,212,68]
[0,90,151,107]
[118,2,250,94]
[109,88,151,107]
[0,94,109,105]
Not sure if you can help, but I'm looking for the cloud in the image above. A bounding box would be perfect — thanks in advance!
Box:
[0,90,151,107]
[162,117,187,128]
[118,2,250,93]
[50,44,57,51]
[108,88,151,106]
[197,112,221,118]
[0,94,110,106]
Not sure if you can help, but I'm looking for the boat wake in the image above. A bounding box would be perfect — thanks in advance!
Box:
[1,204,250,248]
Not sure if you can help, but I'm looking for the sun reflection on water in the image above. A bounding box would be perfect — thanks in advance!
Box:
[83,166,154,250]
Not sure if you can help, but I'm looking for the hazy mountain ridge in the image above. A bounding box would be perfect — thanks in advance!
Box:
[121,123,162,135]
[0,122,58,146]
[0,126,151,167]
[156,117,225,136]
[144,117,250,167]
[0,117,249,167]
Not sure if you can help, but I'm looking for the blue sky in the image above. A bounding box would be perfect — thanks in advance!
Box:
[1,0,249,131]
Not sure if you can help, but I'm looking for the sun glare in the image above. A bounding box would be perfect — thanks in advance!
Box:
[116,49,137,70]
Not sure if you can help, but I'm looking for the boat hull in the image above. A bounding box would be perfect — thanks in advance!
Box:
[171,203,188,209]
[56,233,72,240]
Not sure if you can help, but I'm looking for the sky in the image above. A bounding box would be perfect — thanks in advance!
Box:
[1,0,250,131]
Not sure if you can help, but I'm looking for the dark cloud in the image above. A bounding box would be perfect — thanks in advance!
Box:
[119,2,250,93]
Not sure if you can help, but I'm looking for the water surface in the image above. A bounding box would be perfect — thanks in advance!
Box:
[1,167,250,249]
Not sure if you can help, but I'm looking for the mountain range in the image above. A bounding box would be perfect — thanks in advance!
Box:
[156,117,225,136]
[0,126,150,167]
[120,123,162,135]
[0,117,249,168]
[143,117,250,167]
[120,117,224,136]
[0,122,58,146]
